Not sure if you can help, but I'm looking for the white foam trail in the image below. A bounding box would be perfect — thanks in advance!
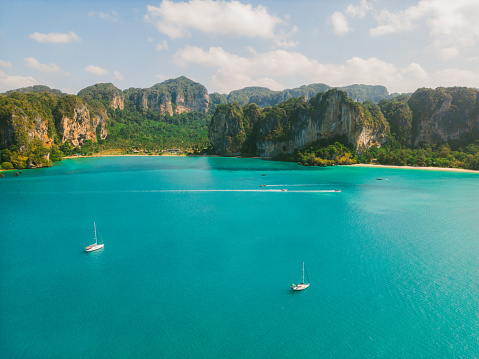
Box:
[261,184,320,187]
[136,189,340,193]
[145,189,286,192]
[27,189,341,194]
[290,190,341,193]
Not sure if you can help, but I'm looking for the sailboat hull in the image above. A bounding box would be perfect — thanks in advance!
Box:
[85,243,104,252]
[291,283,310,291]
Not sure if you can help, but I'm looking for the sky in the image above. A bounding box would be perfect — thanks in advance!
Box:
[0,0,478,95]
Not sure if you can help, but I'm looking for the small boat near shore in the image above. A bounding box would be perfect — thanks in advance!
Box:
[85,222,104,252]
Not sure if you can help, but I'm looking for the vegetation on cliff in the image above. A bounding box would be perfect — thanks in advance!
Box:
[379,95,412,145]
[1,80,478,172]
[209,89,390,158]
[4,85,66,97]
[208,97,309,156]
[1,80,212,169]
[209,87,478,170]
[78,83,122,110]
[0,92,58,169]
[124,76,209,114]
[298,88,479,170]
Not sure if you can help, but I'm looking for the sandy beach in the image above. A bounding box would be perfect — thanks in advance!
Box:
[351,163,478,173]
[62,153,185,159]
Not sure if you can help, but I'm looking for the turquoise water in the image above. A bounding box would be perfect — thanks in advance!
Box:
[1,157,478,358]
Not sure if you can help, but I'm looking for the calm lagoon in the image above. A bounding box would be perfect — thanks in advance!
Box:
[1,156,478,358]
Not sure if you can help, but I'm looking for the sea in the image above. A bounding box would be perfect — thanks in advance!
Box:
[1,156,478,358]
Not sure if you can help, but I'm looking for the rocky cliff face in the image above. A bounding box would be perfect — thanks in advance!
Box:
[208,104,246,156]
[408,87,479,146]
[0,93,107,153]
[58,103,106,147]
[209,90,388,157]
[257,91,387,157]
[125,76,209,115]
[0,111,53,151]
[109,91,124,110]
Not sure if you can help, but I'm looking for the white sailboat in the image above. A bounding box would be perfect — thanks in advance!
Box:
[291,262,310,291]
[85,222,104,252]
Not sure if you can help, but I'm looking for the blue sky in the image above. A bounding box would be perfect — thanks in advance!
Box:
[0,0,478,95]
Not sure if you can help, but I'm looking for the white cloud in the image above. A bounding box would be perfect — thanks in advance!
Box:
[0,59,13,68]
[368,0,479,57]
[346,0,371,18]
[174,46,311,91]
[84,65,109,76]
[88,10,120,22]
[29,31,81,43]
[155,40,169,51]
[331,12,350,35]
[369,2,428,36]
[114,71,124,80]
[273,25,299,48]
[0,70,37,92]
[145,0,294,47]
[25,57,63,73]
[174,46,315,77]
[439,47,460,60]
[173,45,479,93]
[429,68,479,89]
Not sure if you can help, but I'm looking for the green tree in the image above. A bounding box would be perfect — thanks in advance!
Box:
[1,162,13,170]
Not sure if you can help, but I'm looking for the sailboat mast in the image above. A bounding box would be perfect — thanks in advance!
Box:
[94,222,97,245]
[302,262,305,283]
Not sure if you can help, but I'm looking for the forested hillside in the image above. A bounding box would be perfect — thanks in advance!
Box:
[209,87,479,170]
[1,78,478,171]
[0,78,212,170]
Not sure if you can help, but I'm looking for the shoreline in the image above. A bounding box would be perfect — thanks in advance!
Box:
[62,154,478,173]
[350,163,478,173]
[2,154,477,174]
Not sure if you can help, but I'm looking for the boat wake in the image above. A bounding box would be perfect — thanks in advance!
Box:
[261,184,322,187]
[28,189,342,194]
[143,189,341,193]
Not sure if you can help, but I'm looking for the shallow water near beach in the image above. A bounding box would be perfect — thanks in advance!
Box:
[1,156,478,358]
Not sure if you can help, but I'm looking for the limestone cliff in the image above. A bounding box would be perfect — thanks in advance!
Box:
[408,87,479,146]
[125,76,209,115]
[0,93,107,155]
[0,111,53,151]
[209,90,388,157]
[56,99,107,147]
[208,104,246,156]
